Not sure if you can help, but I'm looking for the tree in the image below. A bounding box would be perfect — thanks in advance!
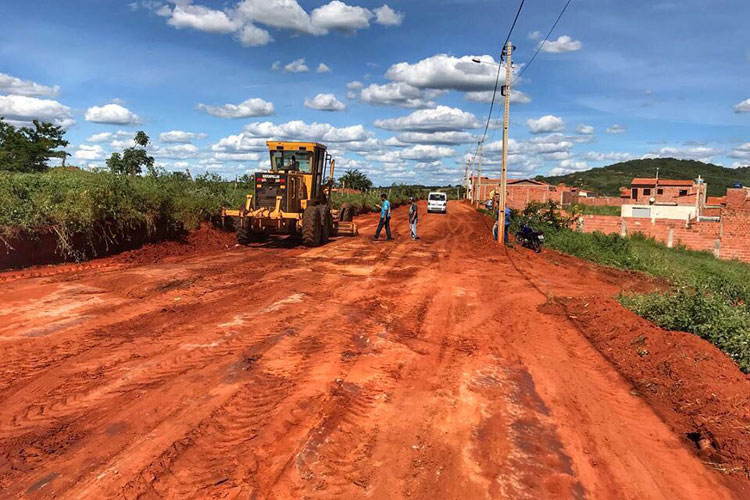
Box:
[0,118,69,172]
[338,168,372,191]
[107,131,154,176]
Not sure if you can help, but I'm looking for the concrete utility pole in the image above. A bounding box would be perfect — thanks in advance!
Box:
[477,141,484,207]
[463,159,470,200]
[498,40,513,246]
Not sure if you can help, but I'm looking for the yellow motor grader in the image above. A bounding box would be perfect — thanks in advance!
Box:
[222,141,357,246]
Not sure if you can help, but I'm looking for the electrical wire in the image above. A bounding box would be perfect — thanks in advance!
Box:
[512,0,574,85]
[480,0,526,145]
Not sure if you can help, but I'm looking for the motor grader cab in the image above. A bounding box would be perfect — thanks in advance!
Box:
[222,141,357,246]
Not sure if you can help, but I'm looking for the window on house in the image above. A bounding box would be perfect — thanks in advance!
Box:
[643,188,651,196]
[631,188,638,199]
[657,189,663,195]
[679,189,688,196]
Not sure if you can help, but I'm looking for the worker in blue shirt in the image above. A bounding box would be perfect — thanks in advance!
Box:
[373,193,393,241]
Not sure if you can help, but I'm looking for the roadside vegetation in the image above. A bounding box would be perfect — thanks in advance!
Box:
[0,168,248,260]
[331,169,462,213]
[515,201,750,372]
[571,204,621,216]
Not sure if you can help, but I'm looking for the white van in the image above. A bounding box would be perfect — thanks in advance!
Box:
[427,192,447,213]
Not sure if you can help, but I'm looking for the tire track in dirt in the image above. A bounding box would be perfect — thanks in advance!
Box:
[0,202,744,499]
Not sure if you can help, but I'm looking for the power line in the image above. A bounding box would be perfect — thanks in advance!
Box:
[512,0,574,85]
[480,0,526,144]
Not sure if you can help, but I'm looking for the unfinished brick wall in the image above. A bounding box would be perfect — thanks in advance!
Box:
[579,215,722,257]
[506,185,566,210]
[719,210,750,262]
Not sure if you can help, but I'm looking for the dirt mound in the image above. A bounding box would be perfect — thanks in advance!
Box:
[557,297,750,478]
[112,225,237,265]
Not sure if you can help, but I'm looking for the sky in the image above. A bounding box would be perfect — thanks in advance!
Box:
[1,0,749,185]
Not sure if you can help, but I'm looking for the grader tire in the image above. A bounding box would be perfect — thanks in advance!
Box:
[319,205,332,243]
[237,219,250,245]
[302,206,322,247]
[340,203,353,222]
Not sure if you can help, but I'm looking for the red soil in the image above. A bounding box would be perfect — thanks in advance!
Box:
[0,201,747,499]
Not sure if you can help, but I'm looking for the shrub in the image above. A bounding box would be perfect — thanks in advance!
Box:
[620,289,750,372]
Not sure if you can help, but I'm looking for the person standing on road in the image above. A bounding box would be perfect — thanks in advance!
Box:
[503,204,512,245]
[408,196,419,240]
[373,193,393,241]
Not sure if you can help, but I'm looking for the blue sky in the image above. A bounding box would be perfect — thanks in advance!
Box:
[1,0,749,185]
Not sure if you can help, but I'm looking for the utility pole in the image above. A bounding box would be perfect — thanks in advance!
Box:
[463,159,470,200]
[498,40,513,246]
[477,141,483,207]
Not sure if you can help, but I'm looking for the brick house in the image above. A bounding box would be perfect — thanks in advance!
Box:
[625,177,706,206]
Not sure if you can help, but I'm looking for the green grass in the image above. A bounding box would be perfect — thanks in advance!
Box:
[571,204,621,216]
[0,169,248,259]
[513,201,750,372]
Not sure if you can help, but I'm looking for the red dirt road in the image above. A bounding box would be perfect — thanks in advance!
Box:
[0,201,745,499]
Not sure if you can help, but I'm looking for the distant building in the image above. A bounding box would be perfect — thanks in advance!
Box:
[619,177,708,221]
[625,177,706,206]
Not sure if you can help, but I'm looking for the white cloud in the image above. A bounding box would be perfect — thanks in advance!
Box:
[317,63,331,73]
[86,130,132,143]
[0,73,59,97]
[237,23,273,46]
[85,103,141,125]
[583,151,633,162]
[310,1,373,33]
[304,93,346,111]
[74,144,106,161]
[360,82,441,109]
[645,146,720,163]
[526,115,565,134]
[528,30,542,40]
[374,5,404,26]
[0,95,75,128]
[729,143,750,160]
[150,143,201,159]
[284,58,309,73]
[197,97,274,118]
[605,124,627,134]
[155,0,406,48]
[243,120,371,142]
[271,61,281,71]
[465,89,531,104]
[211,133,269,153]
[734,98,750,113]
[374,105,479,132]
[159,130,208,143]
[396,131,476,145]
[346,80,364,90]
[548,160,589,175]
[399,144,455,161]
[539,35,583,54]
[168,4,239,33]
[235,0,321,35]
[211,151,261,162]
[576,124,594,134]
[385,54,512,91]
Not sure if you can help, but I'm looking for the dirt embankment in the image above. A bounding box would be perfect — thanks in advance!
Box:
[0,222,236,271]
[558,297,750,477]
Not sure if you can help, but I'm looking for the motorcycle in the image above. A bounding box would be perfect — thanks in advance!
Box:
[515,224,544,253]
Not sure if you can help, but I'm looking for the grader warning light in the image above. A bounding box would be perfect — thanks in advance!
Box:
[222,141,357,247]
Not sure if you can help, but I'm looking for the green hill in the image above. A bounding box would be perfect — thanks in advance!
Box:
[539,158,750,197]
